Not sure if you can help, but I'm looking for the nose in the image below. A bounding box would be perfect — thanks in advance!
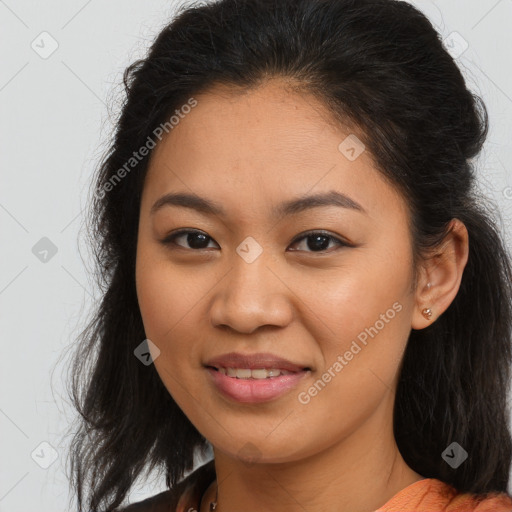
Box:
[209,247,293,334]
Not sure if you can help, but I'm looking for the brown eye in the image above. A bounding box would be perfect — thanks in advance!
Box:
[161,229,351,254]
[161,229,218,250]
[288,230,350,253]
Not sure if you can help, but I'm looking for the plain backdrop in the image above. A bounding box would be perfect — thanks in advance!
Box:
[1,1,511,510]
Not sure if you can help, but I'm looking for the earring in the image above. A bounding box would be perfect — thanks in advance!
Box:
[422,308,433,320]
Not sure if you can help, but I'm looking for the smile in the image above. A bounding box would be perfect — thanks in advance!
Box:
[205,366,311,403]
[209,366,295,379]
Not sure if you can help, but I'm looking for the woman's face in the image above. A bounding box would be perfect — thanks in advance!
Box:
[135,80,420,463]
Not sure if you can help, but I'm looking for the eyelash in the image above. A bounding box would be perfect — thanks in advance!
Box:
[160,228,352,254]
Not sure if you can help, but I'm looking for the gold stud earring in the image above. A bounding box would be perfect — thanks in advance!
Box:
[422,308,433,320]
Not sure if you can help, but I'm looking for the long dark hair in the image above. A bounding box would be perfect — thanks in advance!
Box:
[64,0,512,510]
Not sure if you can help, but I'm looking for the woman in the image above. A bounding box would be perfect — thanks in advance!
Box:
[66,0,512,511]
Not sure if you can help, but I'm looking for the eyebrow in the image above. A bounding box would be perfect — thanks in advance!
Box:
[150,190,367,218]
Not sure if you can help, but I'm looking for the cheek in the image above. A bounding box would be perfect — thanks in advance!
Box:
[136,260,172,341]
[135,256,206,411]
[136,249,197,342]
[308,243,413,340]
[135,251,214,392]
[304,240,414,390]
[290,272,413,457]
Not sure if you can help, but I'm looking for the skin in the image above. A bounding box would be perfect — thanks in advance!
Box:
[135,79,469,512]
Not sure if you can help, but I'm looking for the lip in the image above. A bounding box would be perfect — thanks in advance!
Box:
[204,352,312,403]
[205,367,311,403]
[204,351,311,373]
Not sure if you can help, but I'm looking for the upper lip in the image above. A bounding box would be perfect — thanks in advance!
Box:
[205,352,311,372]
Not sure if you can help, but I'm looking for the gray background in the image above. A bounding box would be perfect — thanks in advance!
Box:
[1,1,511,510]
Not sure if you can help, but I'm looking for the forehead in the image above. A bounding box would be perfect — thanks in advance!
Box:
[151,81,346,165]
[143,80,407,225]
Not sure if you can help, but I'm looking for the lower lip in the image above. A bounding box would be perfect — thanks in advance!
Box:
[205,367,310,403]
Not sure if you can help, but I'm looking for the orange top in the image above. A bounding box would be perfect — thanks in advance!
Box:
[120,460,512,511]
[376,477,512,511]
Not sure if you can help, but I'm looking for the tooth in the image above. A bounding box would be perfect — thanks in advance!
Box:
[251,369,270,379]
[220,367,294,379]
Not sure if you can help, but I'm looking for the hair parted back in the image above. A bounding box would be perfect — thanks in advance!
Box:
[65,0,512,510]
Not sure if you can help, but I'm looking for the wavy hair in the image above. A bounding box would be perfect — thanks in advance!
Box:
[65,0,512,510]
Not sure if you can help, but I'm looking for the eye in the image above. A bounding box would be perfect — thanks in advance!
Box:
[160,229,352,253]
[288,230,351,253]
[161,229,218,250]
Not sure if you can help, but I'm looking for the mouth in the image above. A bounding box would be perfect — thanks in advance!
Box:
[206,365,311,379]
[205,365,312,403]
[203,352,312,402]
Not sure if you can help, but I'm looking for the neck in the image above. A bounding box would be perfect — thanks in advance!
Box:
[200,397,423,512]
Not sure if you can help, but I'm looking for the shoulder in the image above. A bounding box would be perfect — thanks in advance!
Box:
[119,489,175,512]
[116,460,216,512]
[461,490,512,512]
[438,480,512,512]
[378,477,512,512]
[428,479,512,512]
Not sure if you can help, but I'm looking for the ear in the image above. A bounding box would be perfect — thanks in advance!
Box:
[411,218,469,330]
